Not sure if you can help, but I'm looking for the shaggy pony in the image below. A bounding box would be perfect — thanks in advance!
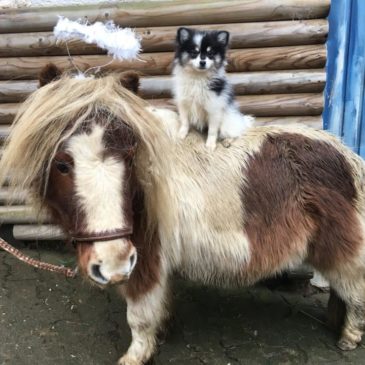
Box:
[1,67,365,364]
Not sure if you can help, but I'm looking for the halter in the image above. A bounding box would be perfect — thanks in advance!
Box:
[70,226,133,243]
[0,227,134,279]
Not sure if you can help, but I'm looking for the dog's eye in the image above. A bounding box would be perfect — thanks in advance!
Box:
[207,50,214,57]
[190,50,199,57]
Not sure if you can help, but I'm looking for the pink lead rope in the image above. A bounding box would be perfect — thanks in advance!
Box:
[0,237,77,278]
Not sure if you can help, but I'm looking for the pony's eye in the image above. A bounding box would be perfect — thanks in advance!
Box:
[55,161,71,175]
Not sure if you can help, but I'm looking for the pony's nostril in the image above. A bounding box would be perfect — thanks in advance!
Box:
[129,253,136,269]
[91,264,107,282]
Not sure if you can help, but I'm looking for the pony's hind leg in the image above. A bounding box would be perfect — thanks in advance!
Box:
[338,299,365,350]
[327,289,346,333]
[327,270,365,350]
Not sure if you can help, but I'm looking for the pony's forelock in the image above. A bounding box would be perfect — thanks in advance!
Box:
[0,73,168,208]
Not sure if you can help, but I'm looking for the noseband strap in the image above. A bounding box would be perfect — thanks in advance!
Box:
[70,227,133,243]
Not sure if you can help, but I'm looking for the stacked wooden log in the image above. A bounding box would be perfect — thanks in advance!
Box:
[0,0,330,240]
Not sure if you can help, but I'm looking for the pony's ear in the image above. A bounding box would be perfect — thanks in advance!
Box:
[119,71,140,94]
[177,27,191,44]
[39,63,62,87]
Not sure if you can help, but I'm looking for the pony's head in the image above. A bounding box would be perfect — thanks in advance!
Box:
[0,64,164,286]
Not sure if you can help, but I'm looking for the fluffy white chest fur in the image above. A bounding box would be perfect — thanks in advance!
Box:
[173,64,254,150]
[173,67,212,129]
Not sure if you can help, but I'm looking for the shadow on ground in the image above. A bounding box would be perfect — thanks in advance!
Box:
[0,247,364,365]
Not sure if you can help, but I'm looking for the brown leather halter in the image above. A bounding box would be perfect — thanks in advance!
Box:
[70,227,133,244]
[0,227,135,279]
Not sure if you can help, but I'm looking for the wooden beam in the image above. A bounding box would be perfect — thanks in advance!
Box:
[229,70,326,95]
[0,115,323,142]
[148,93,323,117]
[0,80,37,102]
[0,92,323,125]
[0,70,326,102]
[13,224,65,240]
[0,45,326,80]
[255,116,322,129]
[0,116,323,135]
[236,93,323,116]
[0,92,324,125]
[0,105,17,124]
[0,0,330,34]
[227,45,326,72]
[0,125,10,139]
[140,19,328,52]
[140,70,326,98]
[0,188,27,204]
[0,205,48,223]
[0,19,328,57]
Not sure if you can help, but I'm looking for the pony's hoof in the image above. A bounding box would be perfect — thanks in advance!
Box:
[337,338,358,351]
[118,354,141,365]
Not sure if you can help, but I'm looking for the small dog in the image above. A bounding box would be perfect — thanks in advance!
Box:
[172,27,254,150]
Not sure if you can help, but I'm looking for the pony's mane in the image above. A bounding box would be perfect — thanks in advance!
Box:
[0,73,169,204]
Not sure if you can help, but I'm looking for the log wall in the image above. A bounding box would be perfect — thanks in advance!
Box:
[0,0,330,240]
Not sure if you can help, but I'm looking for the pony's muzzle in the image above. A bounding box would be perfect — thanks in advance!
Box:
[86,241,137,286]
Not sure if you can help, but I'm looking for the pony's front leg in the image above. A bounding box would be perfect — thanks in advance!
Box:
[119,277,170,365]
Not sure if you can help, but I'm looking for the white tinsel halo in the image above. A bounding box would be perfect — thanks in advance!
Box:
[54,17,141,60]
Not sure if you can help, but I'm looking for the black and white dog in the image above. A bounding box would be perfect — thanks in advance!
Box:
[172,27,254,150]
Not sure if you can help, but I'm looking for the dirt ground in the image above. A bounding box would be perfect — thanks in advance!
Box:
[1,242,365,365]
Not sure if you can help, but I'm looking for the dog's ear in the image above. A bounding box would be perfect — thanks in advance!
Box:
[39,63,62,87]
[217,31,230,47]
[119,71,140,94]
[177,27,191,44]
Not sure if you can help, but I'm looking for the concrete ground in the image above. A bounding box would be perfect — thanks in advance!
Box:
[1,243,365,365]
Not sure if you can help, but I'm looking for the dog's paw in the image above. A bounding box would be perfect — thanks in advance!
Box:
[205,138,217,151]
[178,126,189,139]
[222,138,233,148]
[118,354,141,365]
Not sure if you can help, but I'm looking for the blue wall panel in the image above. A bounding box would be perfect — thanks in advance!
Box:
[324,0,365,157]
[342,0,365,153]
[323,0,351,135]
[359,78,365,156]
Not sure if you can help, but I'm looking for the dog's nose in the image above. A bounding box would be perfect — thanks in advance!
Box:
[200,60,206,67]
